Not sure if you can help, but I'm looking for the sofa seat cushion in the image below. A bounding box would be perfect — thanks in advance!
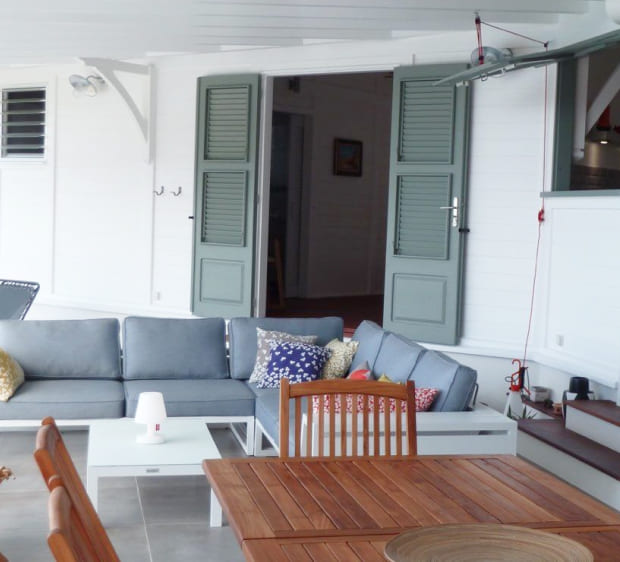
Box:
[409,350,477,412]
[372,333,426,383]
[0,319,121,380]
[124,379,255,417]
[0,380,124,419]
[229,317,343,380]
[123,317,228,380]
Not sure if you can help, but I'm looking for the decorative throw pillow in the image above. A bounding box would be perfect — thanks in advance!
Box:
[321,339,359,379]
[312,371,439,413]
[257,341,331,389]
[0,348,25,402]
[347,360,372,380]
[249,328,317,383]
[415,387,439,411]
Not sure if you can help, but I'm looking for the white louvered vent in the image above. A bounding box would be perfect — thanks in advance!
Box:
[204,86,250,161]
[395,175,451,259]
[399,81,454,164]
[1,88,46,158]
[201,171,247,246]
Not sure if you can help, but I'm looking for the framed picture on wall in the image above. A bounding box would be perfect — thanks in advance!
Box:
[333,138,362,177]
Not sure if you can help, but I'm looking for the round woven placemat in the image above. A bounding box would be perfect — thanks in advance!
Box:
[384,524,593,562]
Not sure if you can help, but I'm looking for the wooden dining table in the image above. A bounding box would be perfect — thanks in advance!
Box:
[203,454,620,561]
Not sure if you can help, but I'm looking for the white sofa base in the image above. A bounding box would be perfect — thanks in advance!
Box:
[254,404,517,457]
[0,415,256,456]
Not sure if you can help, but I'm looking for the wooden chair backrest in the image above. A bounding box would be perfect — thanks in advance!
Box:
[279,378,417,458]
[48,484,96,562]
[34,417,120,562]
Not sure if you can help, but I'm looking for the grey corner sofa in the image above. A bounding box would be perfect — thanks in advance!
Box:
[0,315,481,456]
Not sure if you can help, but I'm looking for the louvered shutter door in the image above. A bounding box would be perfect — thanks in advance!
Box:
[192,75,260,317]
[383,65,470,345]
[201,171,247,246]
[395,175,451,259]
[399,81,454,163]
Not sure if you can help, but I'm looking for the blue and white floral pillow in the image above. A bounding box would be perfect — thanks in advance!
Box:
[257,341,331,389]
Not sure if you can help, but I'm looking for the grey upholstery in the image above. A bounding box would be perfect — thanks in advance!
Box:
[372,332,426,383]
[124,379,255,417]
[249,382,303,451]
[123,317,228,380]
[0,380,124,419]
[409,350,477,411]
[0,319,121,380]
[349,320,386,372]
[228,317,343,380]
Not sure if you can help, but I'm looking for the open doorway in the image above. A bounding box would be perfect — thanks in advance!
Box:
[265,72,393,334]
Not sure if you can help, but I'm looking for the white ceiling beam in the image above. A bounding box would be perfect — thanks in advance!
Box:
[191,27,392,40]
[188,13,557,30]
[192,0,590,13]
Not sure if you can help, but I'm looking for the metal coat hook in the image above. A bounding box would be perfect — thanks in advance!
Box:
[153,186,164,196]
[171,186,182,197]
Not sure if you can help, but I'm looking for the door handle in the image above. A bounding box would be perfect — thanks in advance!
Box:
[440,196,459,228]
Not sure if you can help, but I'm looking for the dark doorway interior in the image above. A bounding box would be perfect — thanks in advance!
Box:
[265,73,391,333]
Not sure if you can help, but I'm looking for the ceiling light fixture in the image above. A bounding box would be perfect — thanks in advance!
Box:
[68,74,106,96]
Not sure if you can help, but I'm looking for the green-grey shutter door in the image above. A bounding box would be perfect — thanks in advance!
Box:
[192,74,260,317]
[383,64,471,344]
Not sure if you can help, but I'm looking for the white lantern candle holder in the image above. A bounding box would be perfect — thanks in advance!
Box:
[135,391,167,444]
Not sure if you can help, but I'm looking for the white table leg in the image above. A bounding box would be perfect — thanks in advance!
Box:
[86,467,99,511]
[210,489,222,527]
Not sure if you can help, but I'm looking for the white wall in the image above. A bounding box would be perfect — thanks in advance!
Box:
[2,24,620,408]
[273,73,391,298]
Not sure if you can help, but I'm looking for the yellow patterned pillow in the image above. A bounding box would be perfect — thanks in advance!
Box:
[321,339,360,379]
[0,348,24,401]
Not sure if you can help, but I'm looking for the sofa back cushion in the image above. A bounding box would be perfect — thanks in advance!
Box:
[348,320,386,373]
[123,317,228,380]
[408,350,477,411]
[0,319,121,380]
[228,317,343,380]
[372,332,426,383]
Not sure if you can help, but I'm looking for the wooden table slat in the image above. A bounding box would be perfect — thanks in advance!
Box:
[322,461,400,528]
[498,455,620,523]
[380,460,478,524]
[481,457,596,522]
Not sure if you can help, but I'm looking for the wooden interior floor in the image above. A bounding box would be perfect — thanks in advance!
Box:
[266,295,383,336]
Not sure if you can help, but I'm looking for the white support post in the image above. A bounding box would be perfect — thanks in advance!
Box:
[573,57,589,160]
[585,62,620,134]
[80,57,154,163]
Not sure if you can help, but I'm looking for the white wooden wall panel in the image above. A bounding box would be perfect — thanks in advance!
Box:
[462,69,547,348]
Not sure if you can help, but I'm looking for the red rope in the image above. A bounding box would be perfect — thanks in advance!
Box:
[475,14,485,65]
[521,46,549,368]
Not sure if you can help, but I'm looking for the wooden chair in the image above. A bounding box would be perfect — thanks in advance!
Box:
[279,378,417,458]
[34,417,120,562]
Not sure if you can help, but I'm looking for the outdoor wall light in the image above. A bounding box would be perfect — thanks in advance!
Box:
[68,74,106,96]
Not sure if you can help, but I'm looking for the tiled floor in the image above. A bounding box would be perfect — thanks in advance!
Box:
[0,427,246,561]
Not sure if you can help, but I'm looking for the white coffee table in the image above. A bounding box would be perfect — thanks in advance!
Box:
[86,417,222,526]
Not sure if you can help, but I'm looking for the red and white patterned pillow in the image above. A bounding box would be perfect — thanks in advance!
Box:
[311,387,438,414]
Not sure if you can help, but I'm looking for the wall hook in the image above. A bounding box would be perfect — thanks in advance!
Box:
[172,186,182,197]
[153,186,164,196]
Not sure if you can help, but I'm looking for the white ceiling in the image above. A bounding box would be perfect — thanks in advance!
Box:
[0,0,608,66]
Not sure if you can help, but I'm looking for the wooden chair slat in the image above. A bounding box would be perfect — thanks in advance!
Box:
[306,397,313,457]
[395,401,403,456]
[318,395,325,457]
[294,397,302,457]
[340,394,347,455]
